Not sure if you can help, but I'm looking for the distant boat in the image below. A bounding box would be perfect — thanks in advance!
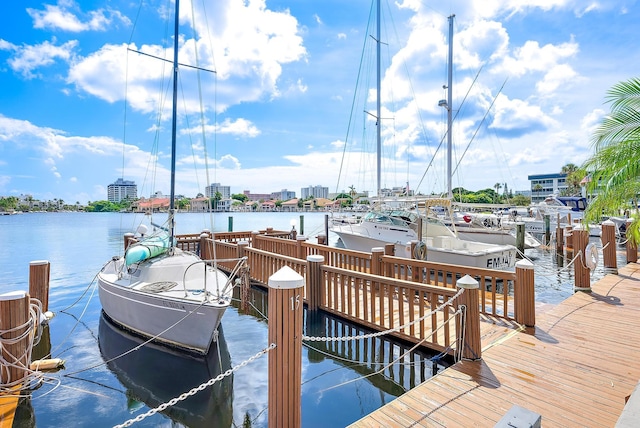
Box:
[97,0,244,354]
[98,314,233,427]
[331,12,517,270]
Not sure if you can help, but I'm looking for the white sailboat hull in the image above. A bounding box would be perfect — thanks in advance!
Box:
[98,249,231,354]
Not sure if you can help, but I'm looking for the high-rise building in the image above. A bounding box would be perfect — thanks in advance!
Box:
[108,178,137,203]
[205,183,231,199]
[301,185,328,199]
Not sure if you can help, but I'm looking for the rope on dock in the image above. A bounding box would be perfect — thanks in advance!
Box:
[0,298,47,395]
[303,287,465,342]
[112,343,276,428]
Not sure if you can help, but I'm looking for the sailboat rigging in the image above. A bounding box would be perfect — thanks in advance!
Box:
[97,0,246,354]
[331,10,517,270]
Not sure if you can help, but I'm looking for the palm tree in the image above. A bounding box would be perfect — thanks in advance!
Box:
[493,183,502,203]
[582,77,640,244]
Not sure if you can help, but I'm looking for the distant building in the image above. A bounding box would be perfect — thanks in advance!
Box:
[243,190,272,201]
[205,183,231,199]
[271,189,296,201]
[301,185,328,199]
[108,178,137,203]
[528,173,567,203]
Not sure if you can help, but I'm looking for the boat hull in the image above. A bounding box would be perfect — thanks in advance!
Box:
[332,215,517,270]
[98,250,231,354]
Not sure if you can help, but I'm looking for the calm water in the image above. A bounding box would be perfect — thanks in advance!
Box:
[1,212,448,428]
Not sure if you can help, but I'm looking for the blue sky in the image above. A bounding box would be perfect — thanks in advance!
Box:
[1,0,638,204]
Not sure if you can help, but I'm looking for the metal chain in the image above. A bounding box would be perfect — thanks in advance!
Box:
[113,343,276,428]
[303,287,465,342]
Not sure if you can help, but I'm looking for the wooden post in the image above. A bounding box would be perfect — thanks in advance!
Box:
[600,220,618,274]
[306,255,324,312]
[409,241,417,260]
[370,247,384,276]
[199,233,210,260]
[627,219,638,264]
[238,241,250,312]
[565,225,574,252]
[573,226,591,292]
[228,216,233,232]
[268,266,304,428]
[123,232,135,251]
[456,275,481,361]
[384,243,395,256]
[316,234,327,245]
[555,225,564,254]
[296,235,306,260]
[514,259,535,327]
[0,291,31,387]
[515,222,525,257]
[544,214,551,245]
[299,215,305,236]
[29,260,50,313]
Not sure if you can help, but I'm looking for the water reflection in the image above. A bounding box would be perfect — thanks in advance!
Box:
[237,287,451,396]
[98,314,233,427]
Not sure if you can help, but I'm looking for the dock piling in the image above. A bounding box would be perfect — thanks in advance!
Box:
[600,220,618,274]
[268,266,304,428]
[626,219,638,263]
[29,260,50,313]
[306,255,324,312]
[0,291,31,388]
[456,275,481,361]
[573,226,591,292]
[515,259,536,327]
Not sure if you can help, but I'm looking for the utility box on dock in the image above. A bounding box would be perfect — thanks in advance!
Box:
[495,404,541,428]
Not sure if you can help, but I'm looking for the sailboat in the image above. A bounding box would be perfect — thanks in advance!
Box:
[331,10,517,270]
[331,13,518,269]
[97,0,241,355]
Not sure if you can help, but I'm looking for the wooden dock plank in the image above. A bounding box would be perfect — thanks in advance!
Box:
[350,263,640,427]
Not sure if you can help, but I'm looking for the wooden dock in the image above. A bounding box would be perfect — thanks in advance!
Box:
[350,262,640,427]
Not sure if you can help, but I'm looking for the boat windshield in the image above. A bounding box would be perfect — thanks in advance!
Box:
[363,210,417,226]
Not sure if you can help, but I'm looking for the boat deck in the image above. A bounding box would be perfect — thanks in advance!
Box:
[350,262,640,427]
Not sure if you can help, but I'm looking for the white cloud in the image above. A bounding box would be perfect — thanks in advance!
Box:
[67,0,306,116]
[27,1,130,32]
[3,39,78,79]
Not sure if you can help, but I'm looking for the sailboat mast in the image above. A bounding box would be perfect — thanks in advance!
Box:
[169,0,180,242]
[446,14,454,199]
[376,0,381,198]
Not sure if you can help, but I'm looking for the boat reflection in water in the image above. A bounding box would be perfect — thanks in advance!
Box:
[98,313,233,427]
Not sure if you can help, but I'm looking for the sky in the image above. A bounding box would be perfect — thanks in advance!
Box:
[0,0,638,204]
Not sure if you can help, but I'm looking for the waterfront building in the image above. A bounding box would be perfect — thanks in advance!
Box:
[205,183,231,199]
[107,178,137,203]
[243,190,272,201]
[271,189,296,200]
[301,185,328,199]
[528,173,567,204]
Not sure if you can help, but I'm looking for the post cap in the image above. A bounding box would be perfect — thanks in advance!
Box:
[268,266,304,289]
[0,290,28,301]
[515,259,535,270]
[457,274,479,290]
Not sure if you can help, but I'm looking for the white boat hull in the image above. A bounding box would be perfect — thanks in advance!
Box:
[331,214,517,270]
[98,249,231,354]
[455,226,541,249]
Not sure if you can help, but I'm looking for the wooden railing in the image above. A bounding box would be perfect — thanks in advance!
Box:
[248,235,521,322]
[378,255,517,321]
[318,265,459,353]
